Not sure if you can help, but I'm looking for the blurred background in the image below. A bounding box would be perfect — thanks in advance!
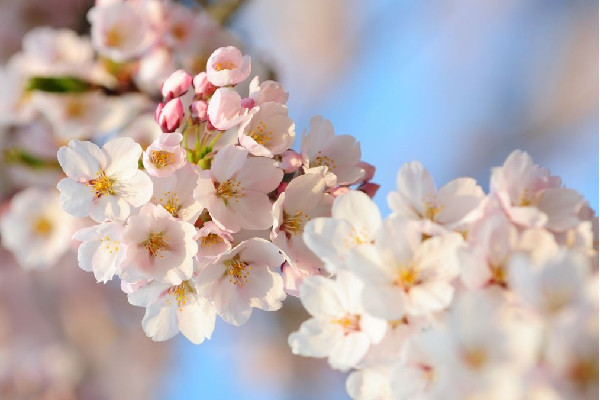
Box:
[0,0,597,399]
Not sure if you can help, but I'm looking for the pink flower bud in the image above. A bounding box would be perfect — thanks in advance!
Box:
[249,77,289,105]
[154,102,164,123]
[161,69,192,101]
[357,161,376,182]
[193,72,216,97]
[190,100,208,122]
[358,182,380,198]
[327,186,351,197]
[157,98,184,133]
[280,150,302,173]
[241,97,255,109]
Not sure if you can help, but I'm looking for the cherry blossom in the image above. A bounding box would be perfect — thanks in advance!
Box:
[301,116,364,186]
[206,46,251,87]
[238,102,295,157]
[195,238,285,326]
[288,272,387,372]
[0,188,74,269]
[142,132,187,177]
[120,203,197,285]
[73,221,126,283]
[193,145,283,232]
[57,137,153,222]
[128,279,216,344]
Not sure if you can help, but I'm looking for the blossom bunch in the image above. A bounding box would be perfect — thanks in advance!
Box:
[0,1,243,274]
[55,45,375,344]
[290,150,598,400]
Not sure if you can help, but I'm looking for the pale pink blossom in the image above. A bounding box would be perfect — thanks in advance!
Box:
[150,164,203,223]
[346,218,462,319]
[88,1,156,62]
[30,91,110,141]
[508,248,592,316]
[195,221,233,259]
[192,72,215,97]
[193,145,283,233]
[190,100,208,122]
[301,116,364,186]
[271,172,332,291]
[388,161,485,234]
[134,47,177,95]
[288,272,387,372]
[195,238,285,326]
[0,188,74,269]
[346,367,393,400]
[238,102,295,157]
[490,150,583,231]
[142,132,187,177]
[57,138,153,222]
[248,76,289,105]
[206,46,251,87]
[128,279,216,344]
[161,69,192,101]
[120,203,197,285]
[304,190,381,273]
[206,87,249,131]
[73,221,126,283]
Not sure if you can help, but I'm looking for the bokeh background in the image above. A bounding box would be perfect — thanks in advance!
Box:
[0,0,597,399]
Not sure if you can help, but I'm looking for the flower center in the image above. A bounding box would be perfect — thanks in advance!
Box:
[100,235,120,254]
[394,266,420,291]
[87,171,115,198]
[143,232,169,257]
[200,233,222,247]
[32,216,52,236]
[248,121,273,145]
[150,150,175,169]
[166,280,195,311]
[282,211,309,236]
[105,26,123,47]
[215,178,244,203]
[331,314,361,335]
[312,150,336,170]
[463,347,487,370]
[65,99,85,118]
[214,60,236,71]
[170,24,188,41]
[489,263,508,288]
[423,201,442,221]
[224,255,251,286]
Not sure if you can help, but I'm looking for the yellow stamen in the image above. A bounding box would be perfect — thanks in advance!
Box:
[87,171,115,198]
[282,211,309,236]
[65,99,85,118]
[463,347,487,370]
[248,121,273,145]
[165,280,195,311]
[149,150,175,169]
[215,178,244,204]
[214,61,236,71]
[200,233,222,247]
[393,266,419,291]
[224,255,251,286]
[143,232,169,257]
[105,26,123,47]
[33,216,52,236]
[312,150,336,170]
[331,314,361,335]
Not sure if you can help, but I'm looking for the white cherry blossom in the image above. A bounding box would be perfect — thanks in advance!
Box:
[128,279,216,344]
[196,238,285,326]
[57,137,153,222]
[0,188,74,269]
[73,221,126,283]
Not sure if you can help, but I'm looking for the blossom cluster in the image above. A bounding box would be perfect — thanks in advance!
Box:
[0,1,241,269]
[289,150,598,400]
[54,45,375,344]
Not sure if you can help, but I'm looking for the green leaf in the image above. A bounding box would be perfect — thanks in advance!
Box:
[26,76,92,93]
